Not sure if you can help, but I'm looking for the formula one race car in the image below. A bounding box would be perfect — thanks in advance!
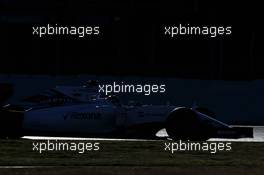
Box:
[0,81,253,140]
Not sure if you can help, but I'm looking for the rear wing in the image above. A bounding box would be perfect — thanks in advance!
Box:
[0,83,13,105]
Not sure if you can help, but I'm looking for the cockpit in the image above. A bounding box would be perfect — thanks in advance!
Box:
[22,89,74,106]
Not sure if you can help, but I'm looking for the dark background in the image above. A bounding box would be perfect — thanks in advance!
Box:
[0,1,263,80]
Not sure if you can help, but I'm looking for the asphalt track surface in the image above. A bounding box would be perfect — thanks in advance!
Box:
[22,126,264,142]
[1,128,264,175]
